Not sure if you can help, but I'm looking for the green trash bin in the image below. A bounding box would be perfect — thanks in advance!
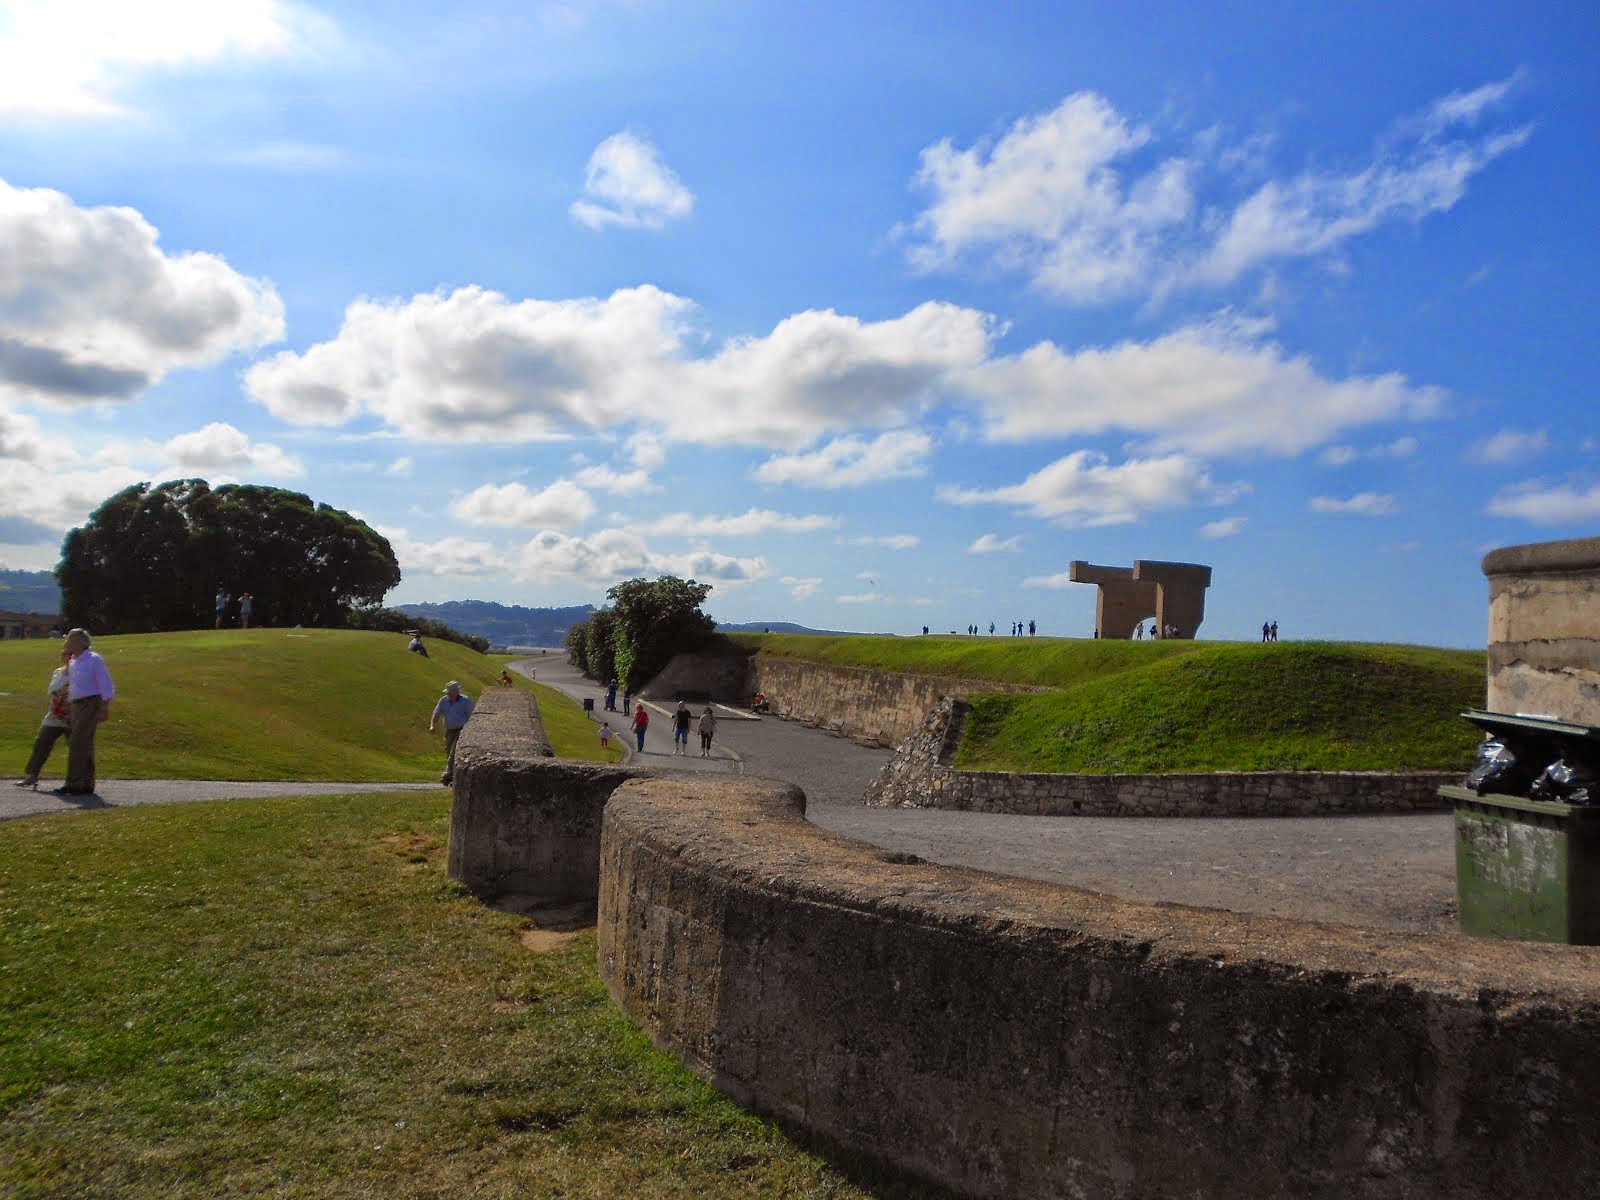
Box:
[1443,785,1600,944]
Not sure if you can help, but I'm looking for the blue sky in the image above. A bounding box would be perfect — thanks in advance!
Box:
[1,1,1596,645]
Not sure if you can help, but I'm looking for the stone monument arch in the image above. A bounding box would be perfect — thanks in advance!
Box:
[1068,559,1213,639]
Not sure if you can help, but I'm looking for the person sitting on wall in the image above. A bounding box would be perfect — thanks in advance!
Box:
[752,690,769,714]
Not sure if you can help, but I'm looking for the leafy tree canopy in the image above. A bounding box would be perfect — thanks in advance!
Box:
[564,575,714,691]
[56,479,401,634]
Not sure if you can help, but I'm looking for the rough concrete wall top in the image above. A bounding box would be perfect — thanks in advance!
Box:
[454,686,555,765]
[1484,536,1600,577]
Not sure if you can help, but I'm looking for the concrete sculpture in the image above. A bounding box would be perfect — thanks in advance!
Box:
[1068,558,1213,639]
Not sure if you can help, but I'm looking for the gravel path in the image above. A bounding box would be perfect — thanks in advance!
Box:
[524,654,1458,934]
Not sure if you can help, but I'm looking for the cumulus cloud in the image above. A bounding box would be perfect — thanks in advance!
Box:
[1470,427,1549,465]
[0,178,285,407]
[517,527,765,586]
[376,525,502,577]
[386,456,412,476]
[752,430,933,488]
[450,480,596,529]
[1020,572,1076,590]
[1319,436,1419,466]
[0,0,330,122]
[1198,516,1248,538]
[902,78,1529,305]
[570,131,693,231]
[1485,481,1600,525]
[164,422,304,477]
[245,287,989,450]
[939,450,1245,527]
[637,508,838,537]
[1308,492,1399,516]
[847,534,919,550]
[781,575,822,598]
[968,533,1021,554]
[963,314,1442,458]
[573,463,656,493]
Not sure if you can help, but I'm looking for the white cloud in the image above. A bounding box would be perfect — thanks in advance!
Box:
[1320,436,1418,466]
[637,508,838,537]
[902,78,1529,305]
[848,534,919,550]
[386,456,412,476]
[377,525,501,578]
[1020,572,1075,590]
[1198,516,1247,538]
[939,450,1244,528]
[1471,427,1549,465]
[245,287,990,450]
[1308,491,1399,516]
[752,430,932,488]
[517,527,765,586]
[570,130,694,231]
[0,0,330,122]
[838,591,890,604]
[963,314,1442,458]
[780,575,822,599]
[221,141,344,171]
[450,480,595,529]
[1320,445,1358,467]
[625,431,666,469]
[968,533,1021,554]
[0,178,285,406]
[164,422,304,478]
[1486,481,1600,525]
[573,463,656,493]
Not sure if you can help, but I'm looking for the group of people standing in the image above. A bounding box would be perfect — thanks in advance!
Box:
[214,590,254,629]
[1133,622,1179,640]
[949,621,1036,637]
[14,628,116,796]
[1261,620,1281,642]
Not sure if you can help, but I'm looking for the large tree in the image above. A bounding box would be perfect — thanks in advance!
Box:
[56,480,401,633]
[564,575,716,691]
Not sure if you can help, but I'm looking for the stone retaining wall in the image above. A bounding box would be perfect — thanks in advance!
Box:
[751,655,1044,747]
[599,772,1600,1199]
[1484,536,1600,723]
[864,697,1456,816]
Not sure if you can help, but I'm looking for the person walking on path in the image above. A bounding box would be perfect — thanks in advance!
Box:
[59,628,113,796]
[239,593,254,629]
[605,680,618,711]
[598,721,612,749]
[672,701,692,756]
[631,705,649,752]
[428,681,474,786]
[214,590,229,629]
[698,706,717,758]
[622,690,631,715]
[16,646,73,789]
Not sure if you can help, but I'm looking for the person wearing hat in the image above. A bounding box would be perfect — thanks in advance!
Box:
[427,680,475,786]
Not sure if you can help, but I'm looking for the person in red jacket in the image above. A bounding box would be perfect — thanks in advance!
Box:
[631,705,649,752]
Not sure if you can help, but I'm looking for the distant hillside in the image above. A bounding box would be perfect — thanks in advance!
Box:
[396,600,595,647]
[0,568,59,616]
[716,620,859,636]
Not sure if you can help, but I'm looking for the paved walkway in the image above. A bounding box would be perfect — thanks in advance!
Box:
[521,654,1458,934]
[0,779,440,823]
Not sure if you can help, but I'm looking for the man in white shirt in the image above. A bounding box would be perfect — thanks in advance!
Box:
[60,627,114,796]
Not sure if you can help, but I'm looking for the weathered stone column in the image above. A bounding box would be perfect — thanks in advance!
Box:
[1483,536,1600,722]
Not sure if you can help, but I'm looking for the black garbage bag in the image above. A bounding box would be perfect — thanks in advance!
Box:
[1529,756,1600,805]
[1465,737,1540,796]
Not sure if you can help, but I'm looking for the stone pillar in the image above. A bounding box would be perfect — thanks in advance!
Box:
[1482,536,1600,722]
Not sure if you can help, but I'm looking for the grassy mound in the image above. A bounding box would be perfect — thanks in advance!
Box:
[956,642,1484,773]
[0,630,616,781]
[0,792,910,1198]
[736,633,1484,773]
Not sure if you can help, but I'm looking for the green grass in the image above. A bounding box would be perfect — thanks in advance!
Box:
[0,792,913,1199]
[735,633,1485,773]
[0,630,619,782]
[956,642,1485,773]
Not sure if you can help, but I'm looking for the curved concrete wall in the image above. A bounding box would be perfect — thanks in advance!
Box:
[867,697,1455,817]
[599,773,1600,1199]
[1484,536,1600,722]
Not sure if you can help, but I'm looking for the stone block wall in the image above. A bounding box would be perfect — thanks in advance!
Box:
[447,687,645,900]
[750,655,1043,747]
[864,696,1455,816]
[1483,536,1600,723]
[599,773,1600,1199]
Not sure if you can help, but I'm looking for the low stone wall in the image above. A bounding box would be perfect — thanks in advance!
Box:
[447,687,645,900]
[1484,536,1600,722]
[864,697,1456,816]
[751,655,1043,747]
[599,772,1600,1199]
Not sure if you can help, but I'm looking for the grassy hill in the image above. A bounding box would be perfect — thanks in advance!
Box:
[736,633,1485,772]
[0,628,616,781]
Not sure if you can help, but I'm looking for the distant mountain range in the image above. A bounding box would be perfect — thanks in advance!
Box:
[0,568,59,615]
[394,600,596,648]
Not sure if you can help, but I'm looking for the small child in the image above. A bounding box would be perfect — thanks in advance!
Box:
[598,721,612,749]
